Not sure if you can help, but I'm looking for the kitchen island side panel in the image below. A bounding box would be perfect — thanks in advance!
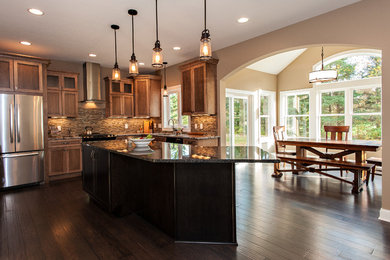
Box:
[174,163,236,244]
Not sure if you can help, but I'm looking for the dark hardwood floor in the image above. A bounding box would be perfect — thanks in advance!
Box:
[1,163,390,260]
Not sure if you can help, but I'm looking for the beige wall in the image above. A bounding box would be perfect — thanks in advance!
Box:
[165,0,390,211]
[224,68,277,92]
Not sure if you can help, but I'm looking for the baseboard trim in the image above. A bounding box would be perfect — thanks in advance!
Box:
[379,208,390,222]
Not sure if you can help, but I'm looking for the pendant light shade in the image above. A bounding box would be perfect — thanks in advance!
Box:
[128,9,139,76]
[111,24,121,81]
[309,47,337,83]
[152,0,163,68]
[200,0,212,60]
[163,62,168,97]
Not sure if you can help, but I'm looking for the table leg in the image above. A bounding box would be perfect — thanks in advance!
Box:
[355,151,367,183]
[294,146,306,174]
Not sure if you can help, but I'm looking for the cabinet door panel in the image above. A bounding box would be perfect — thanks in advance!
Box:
[47,72,61,89]
[95,149,110,208]
[47,90,62,116]
[67,146,82,173]
[63,75,77,90]
[181,69,192,114]
[111,95,123,116]
[193,65,206,113]
[14,61,42,92]
[0,58,13,91]
[62,91,78,117]
[49,149,66,176]
[134,79,149,117]
[123,95,134,118]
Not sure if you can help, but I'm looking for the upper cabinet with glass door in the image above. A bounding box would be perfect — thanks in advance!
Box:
[180,58,218,115]
[0,54,49,94]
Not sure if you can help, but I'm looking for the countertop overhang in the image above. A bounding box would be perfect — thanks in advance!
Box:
[83,140,279,163]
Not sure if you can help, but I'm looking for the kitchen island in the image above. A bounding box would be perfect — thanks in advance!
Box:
[82,140,278,244]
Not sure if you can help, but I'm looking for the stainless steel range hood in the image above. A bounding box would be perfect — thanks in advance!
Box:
[82,62,102,102]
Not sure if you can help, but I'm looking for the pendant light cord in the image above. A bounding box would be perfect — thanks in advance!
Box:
[155,0,159,41]
[164,64,167,86]
[114,29,118,66]
[321,47,324,70]
[132,15,135,55]
[204,0,207,30]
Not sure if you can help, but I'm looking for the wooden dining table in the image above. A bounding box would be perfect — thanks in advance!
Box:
[275,138,382,193]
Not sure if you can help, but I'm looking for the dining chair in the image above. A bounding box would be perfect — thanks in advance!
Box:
[324,125,350,176]
[273,126,296,172]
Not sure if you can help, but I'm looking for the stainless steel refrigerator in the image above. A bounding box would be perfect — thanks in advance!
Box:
[0,94,44,188]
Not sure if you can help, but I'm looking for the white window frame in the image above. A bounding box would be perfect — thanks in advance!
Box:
[226,88,256,146]
[162,85,190,132]
[280,77,381,140]
[257,90,276,144]
[279,89,312,138]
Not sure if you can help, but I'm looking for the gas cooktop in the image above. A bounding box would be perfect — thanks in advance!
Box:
[80,133,117,142]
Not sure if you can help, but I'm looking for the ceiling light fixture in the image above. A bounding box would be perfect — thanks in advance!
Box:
[152,0,163,68]
[163,62,168,97]
[128,9,139,76]
[237,17,249,23]
[89,53,97,57]
[111,24,121,81]
[173,46,181,51]
[200,0,212,60]
[20,41,32,46]
[309,47,338,83]
[28,8,44,16]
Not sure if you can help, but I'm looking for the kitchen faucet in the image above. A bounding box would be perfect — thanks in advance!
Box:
[168,119,178,134]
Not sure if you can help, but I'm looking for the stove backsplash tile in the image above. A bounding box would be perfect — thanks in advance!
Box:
[48,104,161,137]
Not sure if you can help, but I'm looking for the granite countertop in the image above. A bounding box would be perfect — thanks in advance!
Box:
[117,133,220,140]
[84,140,278,164]
[48,136,82,141]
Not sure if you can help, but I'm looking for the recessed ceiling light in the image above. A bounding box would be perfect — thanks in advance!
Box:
[139,62,145,66]
[28,8,44,16]
[173,47,181,51]
[237,17,249,23]
[88,53,97,57]
[20,41,32,46]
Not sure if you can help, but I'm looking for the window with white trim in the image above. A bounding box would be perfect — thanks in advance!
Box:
[162,85,190,131]
[258,90,276,142]
[280,50,382,140]
[280,91,310,137]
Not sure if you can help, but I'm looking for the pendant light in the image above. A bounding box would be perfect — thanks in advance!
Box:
[163,62,168,97]
[200,0,212,60]
[309,47,338,83]
[111,24,121,81]
[128,9,139,76]
[152,0,163,68]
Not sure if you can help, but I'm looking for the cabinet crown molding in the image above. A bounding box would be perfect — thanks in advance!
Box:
[179,58,219,71]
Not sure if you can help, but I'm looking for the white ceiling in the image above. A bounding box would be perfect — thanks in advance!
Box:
[0,0,360,73]
[247,48,307,75]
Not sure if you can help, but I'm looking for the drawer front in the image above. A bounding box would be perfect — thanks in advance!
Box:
[49,139,81,147]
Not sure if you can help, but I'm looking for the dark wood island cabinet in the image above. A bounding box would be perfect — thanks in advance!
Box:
[82,140,278,244]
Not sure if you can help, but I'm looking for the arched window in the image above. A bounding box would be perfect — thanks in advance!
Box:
[314,49,382,83]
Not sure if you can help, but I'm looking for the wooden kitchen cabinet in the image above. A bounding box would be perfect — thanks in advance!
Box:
[48,139,82,180]
[133,75,161,118]
[180,59,218,115]
[0,57,13,91]
[47,70,79,117]
[105,78,134,118]
[0,54,48,94]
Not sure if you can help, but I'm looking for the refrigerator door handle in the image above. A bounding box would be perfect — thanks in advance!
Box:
[16,104,21,143]
[1,152,40,159]
[9,104,14,143]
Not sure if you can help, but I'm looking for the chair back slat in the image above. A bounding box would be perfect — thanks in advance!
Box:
[324,126,350,141]
[273,126,287,154]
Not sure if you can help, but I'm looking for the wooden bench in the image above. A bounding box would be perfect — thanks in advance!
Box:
[366,157,382,181]
[274,155,375,194]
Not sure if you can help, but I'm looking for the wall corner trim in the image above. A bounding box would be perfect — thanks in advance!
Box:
[379,208,390,222]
